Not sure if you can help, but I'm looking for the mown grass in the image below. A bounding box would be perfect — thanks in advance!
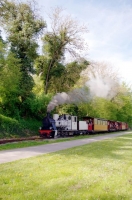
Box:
[0,133,132,200]
[0,131,129,151]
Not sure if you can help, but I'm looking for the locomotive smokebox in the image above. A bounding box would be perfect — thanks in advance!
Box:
[41,112,56,131]
[39,112,57,138]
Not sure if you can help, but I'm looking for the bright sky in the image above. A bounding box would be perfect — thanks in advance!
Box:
[1,0,132,85]
[36,0,132,85]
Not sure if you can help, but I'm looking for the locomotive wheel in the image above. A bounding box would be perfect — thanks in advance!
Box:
[40,134,47,139]
[60,131,64,137]
[50,131,55,138]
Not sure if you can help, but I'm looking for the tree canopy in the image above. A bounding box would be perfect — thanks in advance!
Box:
[0,0,131,129]
[0,0,46,103]
[36,7,88,94]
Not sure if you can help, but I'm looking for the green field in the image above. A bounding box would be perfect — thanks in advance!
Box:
[0,133,132,200]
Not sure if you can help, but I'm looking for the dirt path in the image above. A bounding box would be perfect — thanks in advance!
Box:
[0,131,131,164]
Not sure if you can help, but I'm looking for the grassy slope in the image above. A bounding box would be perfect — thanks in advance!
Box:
[0,133,132,200]
[0,114,41,139]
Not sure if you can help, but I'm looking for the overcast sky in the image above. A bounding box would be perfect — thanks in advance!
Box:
[1,0,132,85]
[35,0,132,85]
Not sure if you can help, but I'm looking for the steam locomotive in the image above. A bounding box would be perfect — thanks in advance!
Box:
[39,113,128,138]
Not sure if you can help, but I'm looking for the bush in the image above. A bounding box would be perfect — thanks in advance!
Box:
[0,114,41,139]
[24,93,52,119]
[0,114,23,138]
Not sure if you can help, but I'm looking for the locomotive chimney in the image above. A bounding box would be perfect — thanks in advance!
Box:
[47,112,50,117]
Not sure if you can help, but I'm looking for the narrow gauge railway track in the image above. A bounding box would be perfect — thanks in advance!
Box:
[0,136,46,145]
[0,135,71,145]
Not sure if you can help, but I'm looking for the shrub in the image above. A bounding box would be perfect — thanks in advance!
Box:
[0,114,23,138]
[0,114,41,138]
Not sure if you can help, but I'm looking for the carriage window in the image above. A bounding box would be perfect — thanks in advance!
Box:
[98,120,100,125]
[71,116,77,122]
[94,119,97,124]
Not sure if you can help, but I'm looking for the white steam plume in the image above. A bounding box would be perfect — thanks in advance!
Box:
[47,62,120,112]
[85,71,119,99]
[84,62,119,99]
[47,88,90,112]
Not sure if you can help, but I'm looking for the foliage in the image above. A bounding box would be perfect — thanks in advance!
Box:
[113,84,132,127]
[49,60,89,93]
[0,0,46,108]
[0,49,22,117]
[0,114,23,138]
[32,75,44,96]
[24,93,52,119]
[55,104,79,116]
[77,89,132,127]
[35,57,66,93]
[35,58,89,94]
[38,7,88,94]
[0,114,40,138]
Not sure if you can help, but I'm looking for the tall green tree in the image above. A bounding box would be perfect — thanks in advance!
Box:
[35,58,89,94]
[113,84,132,126]
[36,7,88,94]
[0,35,22,116]
[0,31,6,62]
[0,0,46,107]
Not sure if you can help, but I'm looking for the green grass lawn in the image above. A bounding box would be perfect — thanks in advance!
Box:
[1,131,131,151]
[0,133,132,200]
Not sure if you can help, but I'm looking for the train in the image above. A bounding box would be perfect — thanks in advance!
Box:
[39,112,128,138]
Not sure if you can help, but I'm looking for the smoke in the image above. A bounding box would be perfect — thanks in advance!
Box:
[85,71,119,99]
[47,87,90,112]
[47,62,120,112]
[47,92,70,112]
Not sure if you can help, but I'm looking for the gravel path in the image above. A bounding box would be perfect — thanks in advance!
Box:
[0,131,131,164]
